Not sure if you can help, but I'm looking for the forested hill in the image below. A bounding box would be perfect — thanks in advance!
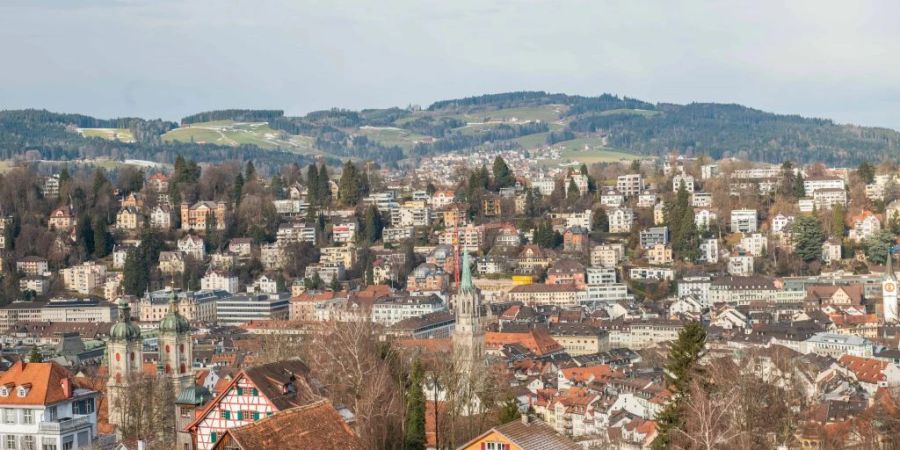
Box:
[1,91,898,168]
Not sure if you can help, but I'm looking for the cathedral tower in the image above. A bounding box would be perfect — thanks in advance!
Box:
[158,288,194,394]
[452,250,484,374]
[107,301,143,428]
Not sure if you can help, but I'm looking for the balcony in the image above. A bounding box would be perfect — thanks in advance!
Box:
[38,415,91,434]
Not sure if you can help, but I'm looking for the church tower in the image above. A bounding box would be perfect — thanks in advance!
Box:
[107,300,143,428]
[884,246,898,323]
[158,288,194,394]
[452,250,484,374]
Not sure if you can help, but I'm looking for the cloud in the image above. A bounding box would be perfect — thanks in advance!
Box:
[0,0,898,129]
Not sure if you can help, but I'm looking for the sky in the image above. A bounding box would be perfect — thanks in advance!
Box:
[1,0,900,129]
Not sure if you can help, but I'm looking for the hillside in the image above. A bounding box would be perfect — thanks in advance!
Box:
[1,91,898,169]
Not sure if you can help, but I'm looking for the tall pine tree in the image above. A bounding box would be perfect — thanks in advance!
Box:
[306,164,320,206]
[317,164,331,207]
[404,360,426,450]
[654,321,707,449]
[492,156,514,189]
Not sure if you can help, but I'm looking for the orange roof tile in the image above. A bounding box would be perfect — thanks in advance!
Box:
[0,361,75,406]
[837,355,888,384]
[560,365,623,383]
[485,328,563,356]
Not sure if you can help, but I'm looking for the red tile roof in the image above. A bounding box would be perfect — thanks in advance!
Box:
[215,399,362,450]
[485,327,563,356]
[0,361,76,406]
[837,355,888,384]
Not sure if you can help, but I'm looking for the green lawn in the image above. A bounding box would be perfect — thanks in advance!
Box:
[559,147,641,164]
[357,126,430,150]
[79,128,136,143]
[162,121,317,154]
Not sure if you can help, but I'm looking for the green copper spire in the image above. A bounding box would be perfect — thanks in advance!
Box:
[460,249,474,292]
[888,245,897,281]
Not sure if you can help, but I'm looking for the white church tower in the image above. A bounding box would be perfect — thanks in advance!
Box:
[884,247,898,323]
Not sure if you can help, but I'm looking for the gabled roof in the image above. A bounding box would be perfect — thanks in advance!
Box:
[187,359,321,431]
[485,327,563,356]
[457,418,580,450]
[837,355,888,384]
[217,399,362,450]
[0,361,80,406]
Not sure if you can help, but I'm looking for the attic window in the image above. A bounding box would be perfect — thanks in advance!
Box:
[16,385,30,397]
[0,388,7,397]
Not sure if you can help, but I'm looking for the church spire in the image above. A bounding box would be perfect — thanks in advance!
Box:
[460,249,473,292]
[887,245,897,281]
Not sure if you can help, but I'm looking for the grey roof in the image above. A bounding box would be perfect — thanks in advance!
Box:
[176,385,213,406]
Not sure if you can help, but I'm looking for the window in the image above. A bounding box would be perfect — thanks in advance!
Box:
[236,411,243,420]
[72,399,94,415]
[41,437,57,450]
[46,406,57,421]
[252,411,260,421]
[23,436,34,450]
[6,435,16,449]
[4,408,16,424]
[210,432,217,443]
[0,388,7,397]
[251,388,258,396]
[222,410,230,420]
[236,387,243,396]
[23,409,33,424]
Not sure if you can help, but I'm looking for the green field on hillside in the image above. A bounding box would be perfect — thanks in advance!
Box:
[449,105,565,123]
[78,128,136,143]
[357,126,430,150]
[162,121,316,153]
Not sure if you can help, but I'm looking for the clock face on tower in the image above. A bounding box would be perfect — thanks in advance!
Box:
[886,282,897,293]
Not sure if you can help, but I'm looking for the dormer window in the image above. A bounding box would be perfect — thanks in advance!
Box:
[0,388,7,397]
[16,384,30,397]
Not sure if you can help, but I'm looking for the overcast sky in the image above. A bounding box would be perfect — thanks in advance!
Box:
[1,0,899,129]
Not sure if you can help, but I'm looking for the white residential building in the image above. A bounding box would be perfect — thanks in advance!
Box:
[178,234,206,261]
[201,271,239,293]
[371,296,446,326]
[739,233,768,257]
[700,238,719,263]
[691,192,712,208]
[616,174,644,197]
[813,189,847,210]
[0,361,99,450]
[730,209,758,233]
[804,177,844,195]
[771,214,795,234]
[60,262,107,295]
[727,255,755,277]
[591,244,625,268]
[694,209,717,230]
[247,275,279,294]
[331,222,357,243]
[608,207,635,233]
[672,173,695,192]
[848,213,881,242]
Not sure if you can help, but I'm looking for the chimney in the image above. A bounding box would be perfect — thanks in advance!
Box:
[60,378,72,398]
[521,412,530,425]
[137,440,146,450]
